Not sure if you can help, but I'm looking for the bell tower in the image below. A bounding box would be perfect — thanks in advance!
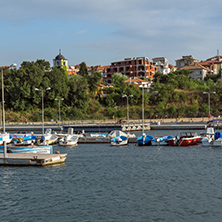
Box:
[53,49,68,70]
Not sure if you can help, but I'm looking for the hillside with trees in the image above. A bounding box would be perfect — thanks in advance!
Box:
[0,60,221,123]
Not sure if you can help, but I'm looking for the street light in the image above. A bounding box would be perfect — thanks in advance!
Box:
[122,95,133,124]
[35,87,51,135]
[55,98,64,126]
[1,64,17,158]
[139,84,149,135]
[203,91,216,117]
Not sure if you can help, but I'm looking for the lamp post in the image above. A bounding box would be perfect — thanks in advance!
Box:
[55,98,64,126]
[1,64,17,158]
[35,87,51,135]
[139,84,149,135]
[122,95,133,124]
[203,91,216,117]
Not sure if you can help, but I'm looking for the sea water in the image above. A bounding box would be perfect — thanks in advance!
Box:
[0,129,222,222]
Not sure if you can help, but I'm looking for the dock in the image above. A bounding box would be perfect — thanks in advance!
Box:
[0,153,67,166]
[78,136,137,143]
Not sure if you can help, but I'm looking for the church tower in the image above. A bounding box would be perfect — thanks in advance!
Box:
[53,49,68,70]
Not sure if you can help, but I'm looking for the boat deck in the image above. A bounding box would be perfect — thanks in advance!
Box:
[0,153,67,166]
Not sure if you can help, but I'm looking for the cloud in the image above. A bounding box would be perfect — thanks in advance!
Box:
[1,0,222,66]
[76,30,88,35]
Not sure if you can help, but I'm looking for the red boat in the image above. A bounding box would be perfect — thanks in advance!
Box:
[168,132,201,146]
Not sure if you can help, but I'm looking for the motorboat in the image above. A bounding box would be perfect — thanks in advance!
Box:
[0,133,12,145]
[168,132,201,146]
[0,145,53,154]
[137,134,154,146]
[202,128,222,146]
[59,128,78,146]
[12,133,37,146]
[89,132,108,137]
[37,129,58,145]
[109,130,128,146]
[151,135,174,146]
[110,135,128,146]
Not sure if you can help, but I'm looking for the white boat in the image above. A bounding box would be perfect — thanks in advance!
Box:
[202,127,222,147]
[89,132,108,137]
[59,128,78,146]
[111,135,128,146]
[0,133,12,145]
[0,145,53,154]
[12,133,37,146]
[37,129,58,145]
[109,130,128,146]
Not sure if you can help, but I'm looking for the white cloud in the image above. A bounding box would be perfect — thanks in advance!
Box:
[1,0,222,66]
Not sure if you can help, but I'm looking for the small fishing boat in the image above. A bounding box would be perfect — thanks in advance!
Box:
[0,145,53,154]
[37,129,58,145]
[89,132,108,137]
[168,132,201,146]
[202,127,222,146]
[137,134,154,146]
[0,133,12,145]
[59,128,78,146]
[13,134,37,146]
[111,135,128,146]
[151,135,174,146]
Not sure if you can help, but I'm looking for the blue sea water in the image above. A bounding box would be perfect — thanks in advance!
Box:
[1,130,222,222]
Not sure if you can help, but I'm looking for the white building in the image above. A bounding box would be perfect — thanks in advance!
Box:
[53,50,68,69]
[152,57,170,75]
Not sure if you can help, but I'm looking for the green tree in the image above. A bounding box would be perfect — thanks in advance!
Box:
[88,71,102,96]
[79,62,89,79]
[68,75,89,112]
[112,73,128,93]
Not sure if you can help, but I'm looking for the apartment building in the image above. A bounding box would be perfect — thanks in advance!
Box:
[105,57,156,84]
[152,57,171,75]
[175,55,198,69]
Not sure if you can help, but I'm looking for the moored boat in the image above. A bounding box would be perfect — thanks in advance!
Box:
[202,129,222,146]
[0,133,12,145]
[137,134,154,146]
[111,135,128,146]
[0,145,53,154]
[151,135,173,146]
[168,132,201,146]
[36,129,58,145]
[89,132,108,137]
[59,128,78,146]
[13,134,37,146]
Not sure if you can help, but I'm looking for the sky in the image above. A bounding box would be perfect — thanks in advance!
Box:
[1,0,222,68]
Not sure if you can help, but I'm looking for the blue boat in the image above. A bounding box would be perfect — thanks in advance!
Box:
[111,135,128,146]
[13,134,37,146]
[137,134,154,146]
[0,145,53,154]
[151,135,173,146]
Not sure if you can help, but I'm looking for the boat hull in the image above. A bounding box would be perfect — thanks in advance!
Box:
[137,135,154,146]
[168,137,201,146]
[111,135,128,146]
[0,145,53,154]
[202,138,222,147]
[59,141,78,146]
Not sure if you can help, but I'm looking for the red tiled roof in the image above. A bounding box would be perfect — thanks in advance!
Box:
[182,63,207,70]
